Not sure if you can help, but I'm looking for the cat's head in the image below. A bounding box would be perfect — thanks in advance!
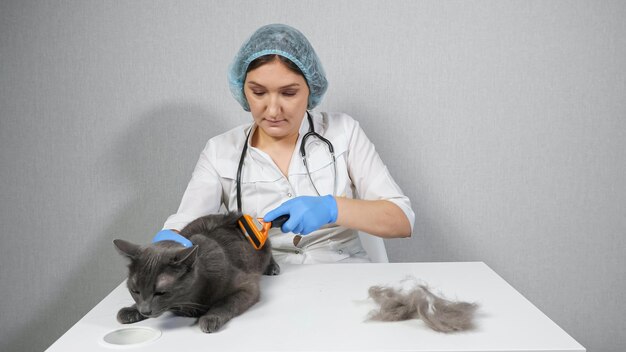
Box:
[114,239,199,318]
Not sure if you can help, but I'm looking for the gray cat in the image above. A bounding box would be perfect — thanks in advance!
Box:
[113,212,280,333]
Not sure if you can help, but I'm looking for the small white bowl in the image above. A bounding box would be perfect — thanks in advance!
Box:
[101,326,161,348]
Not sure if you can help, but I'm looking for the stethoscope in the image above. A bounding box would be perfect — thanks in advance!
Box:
[236,111,337,212]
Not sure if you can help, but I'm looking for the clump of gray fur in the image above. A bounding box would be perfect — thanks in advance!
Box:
[367,278,478,333]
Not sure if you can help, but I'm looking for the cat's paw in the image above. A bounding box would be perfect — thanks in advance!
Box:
[198,314,227,333]
[264,262,281,276]
[117,306,147,324]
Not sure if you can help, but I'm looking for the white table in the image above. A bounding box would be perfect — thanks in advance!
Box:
[46,262,585,351]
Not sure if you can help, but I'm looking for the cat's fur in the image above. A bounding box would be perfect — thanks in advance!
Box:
[367,278,478,332]
[114,212,280,333]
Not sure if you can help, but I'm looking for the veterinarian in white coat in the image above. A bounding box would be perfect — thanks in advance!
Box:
[162,24,414,264]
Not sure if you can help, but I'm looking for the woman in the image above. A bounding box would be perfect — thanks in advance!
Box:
[159,24,414,264]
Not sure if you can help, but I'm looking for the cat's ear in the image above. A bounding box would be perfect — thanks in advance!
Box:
[171,245,198,267]
[113,239,141,260]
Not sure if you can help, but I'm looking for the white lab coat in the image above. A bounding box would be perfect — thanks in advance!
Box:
[163,111,415,264]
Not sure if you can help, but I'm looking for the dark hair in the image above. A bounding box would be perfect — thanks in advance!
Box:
[246,54,305,78]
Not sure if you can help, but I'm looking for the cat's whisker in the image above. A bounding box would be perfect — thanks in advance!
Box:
[169,305,205,311]
[172,301,209,308]
[168,302,210,312]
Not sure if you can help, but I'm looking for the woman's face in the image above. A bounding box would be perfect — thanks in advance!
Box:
[244,59,310,142]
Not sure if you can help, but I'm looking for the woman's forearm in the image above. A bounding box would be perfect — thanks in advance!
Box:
[334,197,411,238]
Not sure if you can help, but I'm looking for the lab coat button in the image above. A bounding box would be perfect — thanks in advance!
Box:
[338,250,343,254]
[287,192,293,197]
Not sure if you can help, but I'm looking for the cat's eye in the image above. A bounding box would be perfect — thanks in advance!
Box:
[130,289,139,295]
[153,291,167,296]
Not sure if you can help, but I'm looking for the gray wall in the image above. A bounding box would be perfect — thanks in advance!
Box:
[1,1,624,351]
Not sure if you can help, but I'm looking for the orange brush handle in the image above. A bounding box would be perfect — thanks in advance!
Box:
[237,214,290,250]
[237,215,267,250]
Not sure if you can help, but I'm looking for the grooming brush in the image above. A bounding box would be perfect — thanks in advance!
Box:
[237,214,289,250]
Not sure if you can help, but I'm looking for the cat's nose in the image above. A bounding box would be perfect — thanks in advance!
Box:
[137,304,152,316]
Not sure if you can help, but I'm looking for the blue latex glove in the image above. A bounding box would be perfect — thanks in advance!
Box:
[264,195,338,235]
[152,229,193,248]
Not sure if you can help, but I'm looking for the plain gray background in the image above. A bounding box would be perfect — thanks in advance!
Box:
[1,1,624,351]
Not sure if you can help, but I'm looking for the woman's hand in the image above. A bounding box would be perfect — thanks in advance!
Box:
[264,195,338,235]
[152,229,193,247]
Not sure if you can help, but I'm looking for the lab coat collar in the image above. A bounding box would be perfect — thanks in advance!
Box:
[242,112,311,168]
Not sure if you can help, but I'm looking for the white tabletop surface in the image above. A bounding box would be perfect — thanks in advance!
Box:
[46,262,585,352]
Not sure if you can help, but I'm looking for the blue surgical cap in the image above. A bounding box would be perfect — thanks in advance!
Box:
[228,24,328,111]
